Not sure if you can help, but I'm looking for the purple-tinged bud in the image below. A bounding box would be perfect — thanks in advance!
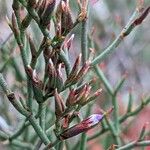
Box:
[28,35,37,67]
[60,0,73,34]
[56,64,64,92]
[45,59,57,94]
[56,0,73,35]
[76,84,91,104]
[46,60,63,93]
[75,61,91,80]
[63,34,75,50]
[60,114,104,139]
[54,89,65,118]
[65,61,90,87]
[26,66,43,103]
[70,53,82,77]
[66,89,76,106]
[26,66,42,86]
[75,78,96,95]
[64,54,81,86]
[81,88,102,106]
[40,0,56,27]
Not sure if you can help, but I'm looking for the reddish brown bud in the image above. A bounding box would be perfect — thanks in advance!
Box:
[45,59,57,93]
[54,89,65,118]
[76,84,91,104]
[133,7,150,26]
[63,34,75,50]
[66,89,76,106]
[46,60,63,93]
[75,61,90,80]
[56,0,73,35]
[82,88,102,106]
[64,54,81,86]
[26,66,43,103]
[40,0,56,26]
[28,35,37,66]
[55,64,63,91]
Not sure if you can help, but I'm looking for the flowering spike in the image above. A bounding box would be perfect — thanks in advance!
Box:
[60,114,104,139]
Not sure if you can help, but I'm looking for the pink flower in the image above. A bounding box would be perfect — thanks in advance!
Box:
[60,114,104,139]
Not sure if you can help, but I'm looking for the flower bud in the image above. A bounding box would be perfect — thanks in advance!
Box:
[64,54,81,86]
[46,60,63,94]
[75,84,91,104]
[26,66,43,103]
[56,0,73,35]
[54,89,65,118]
[55,64,63,92]
[40,0,56,27]
[65,60,90,87]
[60,114,104,139]
[45,59,57,93]
[63,34,75,50]
[66,89,76,106]
[28,35,37,67]
[75,61,90,80]
[81,88,102,106]
[60,0,73,34]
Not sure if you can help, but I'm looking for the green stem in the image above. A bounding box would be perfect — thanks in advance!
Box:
[104,117,121,145]
[91,10,140,66]
[9,119,26,140]
[38,102,46,131]
[81,20,88,65]
[80,133,87,150]
[117,140,150,150]
[43,139,60,150]
[28,115,50,145]
[10,140,34,150]
[0,130,33,150]
[94,65,113,95]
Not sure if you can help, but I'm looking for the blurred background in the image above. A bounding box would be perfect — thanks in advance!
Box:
[0,0,150,149]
